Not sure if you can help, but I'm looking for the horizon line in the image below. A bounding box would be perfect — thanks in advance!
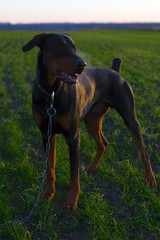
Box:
[1,21,160,25]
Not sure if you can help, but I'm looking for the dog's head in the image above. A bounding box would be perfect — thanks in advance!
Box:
[22,33,86,83]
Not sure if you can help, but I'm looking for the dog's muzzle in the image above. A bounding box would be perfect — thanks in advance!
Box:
[75,58,87,74]
[57,58,86,84]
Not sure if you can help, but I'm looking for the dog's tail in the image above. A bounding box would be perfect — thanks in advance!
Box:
[111,57,122,73]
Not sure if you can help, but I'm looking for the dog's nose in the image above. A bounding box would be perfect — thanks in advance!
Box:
[76,58,87,72]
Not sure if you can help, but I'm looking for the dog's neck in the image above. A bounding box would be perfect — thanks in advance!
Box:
[36,51,63,96]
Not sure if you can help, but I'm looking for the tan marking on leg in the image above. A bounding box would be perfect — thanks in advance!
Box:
[63,174,80,211]
[130,122,156,188]
[84,112,108,173]
[41,134,56,199]
[126,117,156,188]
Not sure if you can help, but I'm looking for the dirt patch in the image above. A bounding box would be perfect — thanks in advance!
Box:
[58,213,91,240]
[101,182,137,220]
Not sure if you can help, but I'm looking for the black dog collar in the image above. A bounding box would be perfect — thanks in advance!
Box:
[35,75,63,96]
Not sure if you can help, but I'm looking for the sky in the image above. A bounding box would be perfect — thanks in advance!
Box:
[1,0,160,24]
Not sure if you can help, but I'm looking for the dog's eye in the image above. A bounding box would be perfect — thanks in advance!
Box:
[50,44,68,58]
[60,45,66,50]
[57,42,67,52]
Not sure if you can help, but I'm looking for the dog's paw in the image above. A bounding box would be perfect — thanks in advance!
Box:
[85,164,97,174]
[41,185,55,200]
[146,174,157,189]
[62,202,77,212]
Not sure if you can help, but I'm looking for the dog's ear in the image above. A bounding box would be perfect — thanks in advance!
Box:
[22,33,47,52]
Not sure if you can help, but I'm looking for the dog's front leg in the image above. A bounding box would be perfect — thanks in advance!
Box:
[41,134,56,199]
[63,132,80,211]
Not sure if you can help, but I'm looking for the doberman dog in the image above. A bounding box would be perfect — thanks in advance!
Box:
[22,33,156,211]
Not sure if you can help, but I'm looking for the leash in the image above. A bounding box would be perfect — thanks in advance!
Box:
[0,91,56,227]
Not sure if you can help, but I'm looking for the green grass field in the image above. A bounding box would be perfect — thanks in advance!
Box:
[0,30,160,240]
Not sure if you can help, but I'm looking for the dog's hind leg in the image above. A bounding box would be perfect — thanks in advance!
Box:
[113,81,156,187]
[84,111,109,173]
[41,134,56,199]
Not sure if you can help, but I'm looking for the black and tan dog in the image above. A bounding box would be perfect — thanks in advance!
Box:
[22,33,156,211]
